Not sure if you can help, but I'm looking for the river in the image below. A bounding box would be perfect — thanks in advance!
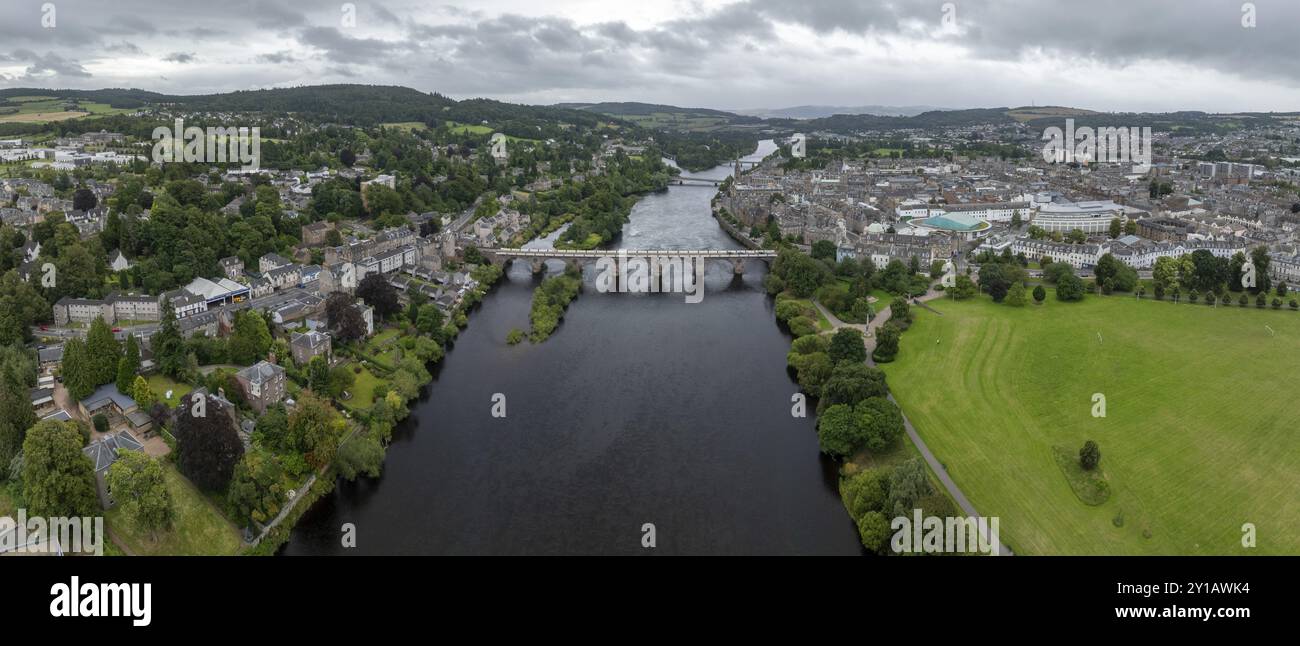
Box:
[282,139,863,555]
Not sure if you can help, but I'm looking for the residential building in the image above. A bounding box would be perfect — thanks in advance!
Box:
[234,361,287,414]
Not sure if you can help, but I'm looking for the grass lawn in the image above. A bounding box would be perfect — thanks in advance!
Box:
[105,466,243,556]
[341,365,388,411]
[146,375,192,407]
[879,292,1300,555]
[445,120,493,135]
[369,328,401,346]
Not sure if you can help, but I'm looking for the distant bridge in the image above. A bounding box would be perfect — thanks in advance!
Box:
[671,175,724,186]
[481,247,777,275]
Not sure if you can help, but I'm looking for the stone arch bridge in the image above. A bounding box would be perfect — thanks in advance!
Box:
[481,248,778,276]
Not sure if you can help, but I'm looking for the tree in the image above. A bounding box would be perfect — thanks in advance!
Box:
[229,309,272,365]
[889,297,911,325]
[886,458,933,519]
[1006,282,1028,306]
[789,351,833,397]
[853,396,905,452]
[842,469,887,519]
[856,511,891,553]
[227,449,285,527]
[153,300,187,379]
[356,273,400,320]
[85,316,121,387]
[1056,272,1085,301]
[951,274,977,299]
[326,292,368,341]
[337,434,386,481]
[822,362,888,407]
[1079,440,1101,471]
[131,375,156,410]
[1032,284,1046,304]
[72,188,98,213]
[1108,217,1122,239]
[92,414,109,434]
[816,404,860,457]
[978,262,1011,302]
[0,269,48,346]
[415,303,444,336]
[772,248,829,297]
[828,328,866,366]
[306,355,330,393]
[850,297,875,322]
[0,350,37,468]
[288,391,343,469]
[61,337,97,401]
[872,323,901,363]
[1250,246,1273,295]
[21,420,98,518]
[810,239,837,263]
[787,316,817,337]
[116,334,141,395]
[106,451,173,536]
[1094,253,1121,286]
[174,392,244,490]
[326,364,356,399]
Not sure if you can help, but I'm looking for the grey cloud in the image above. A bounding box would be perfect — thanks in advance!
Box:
[163,52,198,63]
[7,50,93,79]
[104,41,145,55]
[257,51,299,64]
[298,26,406,64]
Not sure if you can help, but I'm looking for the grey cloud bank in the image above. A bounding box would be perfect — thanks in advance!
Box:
[1,0,1298,112]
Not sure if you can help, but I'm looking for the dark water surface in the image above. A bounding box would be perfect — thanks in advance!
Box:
[283,140,862,554]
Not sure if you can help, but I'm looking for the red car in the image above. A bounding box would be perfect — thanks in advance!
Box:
[39,325,48,331]
[112,327,122,333]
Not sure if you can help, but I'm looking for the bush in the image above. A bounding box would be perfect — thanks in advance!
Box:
[787,316,818,338]
[1079,440,1101,471]
[92,414,109,435]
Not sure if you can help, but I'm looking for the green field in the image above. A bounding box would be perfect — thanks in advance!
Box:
[105,466,243,556]
[445,120,493,135]
[880,292,1300,555]
[0,97,132,124]
[382,121,428,132]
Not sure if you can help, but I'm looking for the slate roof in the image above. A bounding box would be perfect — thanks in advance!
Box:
[82,430,144,473]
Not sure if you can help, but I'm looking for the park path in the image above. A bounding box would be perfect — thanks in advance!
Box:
[250,474,318,547]
[815,289,1013,556]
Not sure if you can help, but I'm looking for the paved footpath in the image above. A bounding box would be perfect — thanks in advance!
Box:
[814,289,1013,555]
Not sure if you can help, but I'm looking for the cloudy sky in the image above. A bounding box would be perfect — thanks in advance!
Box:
[3,0,1300,113]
